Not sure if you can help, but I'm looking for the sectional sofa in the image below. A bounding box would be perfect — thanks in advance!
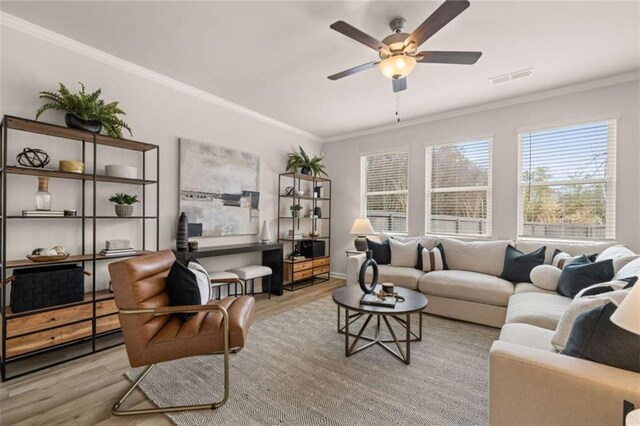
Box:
[345,235,640,425]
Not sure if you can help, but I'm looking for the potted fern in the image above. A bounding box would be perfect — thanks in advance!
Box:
[109,193,138,217]
[286,146,328,177]
[36,82,133,138]
[290,204,303,218]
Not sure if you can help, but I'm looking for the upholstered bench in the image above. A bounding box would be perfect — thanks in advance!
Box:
[227,266,273,299]
[209,271,241,300]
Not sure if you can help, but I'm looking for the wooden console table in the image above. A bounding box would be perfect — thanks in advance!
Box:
[174,242,284,296]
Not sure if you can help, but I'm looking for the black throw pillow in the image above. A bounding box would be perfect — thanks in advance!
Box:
[366,238,391,265]
[563,302,640,373]
[166,260,202,322]
[552,248,598,264]
[499,245,546,283]
[579,277,638,297]
[415,243,448,271]
[557,257,614,298]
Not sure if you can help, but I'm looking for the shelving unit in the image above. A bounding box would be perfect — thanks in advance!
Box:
[0,115,159,381]
[277,172,331,291]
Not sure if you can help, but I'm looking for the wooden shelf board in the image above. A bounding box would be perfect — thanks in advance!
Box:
[5,166,156,185]
[279,195,330,201]
[5,116,158,152]
[280,172,330,183]
[278,217,330,220]
[6,250,152,268]
[283,256,329,264]
[5,215,158,219]
[278,237,329,241]
[4,290,113,319]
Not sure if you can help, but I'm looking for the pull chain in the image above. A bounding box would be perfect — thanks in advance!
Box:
[395,94,401,123]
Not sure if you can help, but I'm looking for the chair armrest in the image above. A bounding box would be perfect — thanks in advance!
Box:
[489,341,640,426]
[346,254,366,286]
[210,278,245,295]
[119,304,227,316]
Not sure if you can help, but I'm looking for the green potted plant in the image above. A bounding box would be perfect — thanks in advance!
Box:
[286,146,328,177]
[109,193,138,217]
[290,204,303,218]
[36,82,133,138]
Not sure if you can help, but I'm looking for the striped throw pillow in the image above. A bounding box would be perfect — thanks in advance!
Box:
[416,243,447,272]
[552,249,597,269]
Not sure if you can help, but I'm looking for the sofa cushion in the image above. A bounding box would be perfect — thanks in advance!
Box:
[515,240,617,264]
[499,245,546,283]
[505,292,572,330]
[418,270,514,307]
[514,282,558,295]
[389,238,419,267]
[439,238,512,276]
[498,323,555,352]
[380,234,438,250]
[596,245,639,273]
[614,257,640,280]
[364,265,423,290]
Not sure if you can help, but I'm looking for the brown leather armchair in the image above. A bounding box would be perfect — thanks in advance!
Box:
[108,250,256,416]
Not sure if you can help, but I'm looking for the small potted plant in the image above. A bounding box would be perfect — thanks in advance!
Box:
[286,146,328,177]
[290,204,303,218]
[109,193,138,217]
[36,82,132,138]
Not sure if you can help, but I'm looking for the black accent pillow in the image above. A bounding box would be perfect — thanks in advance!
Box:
[552,248,598,264]
[499,245,546,283]
[367,238,391,265]
[579,277,638,297]
[557,257,614,298]
[415,243,449,271]
[563,302,640,373]
[166,260,202,322]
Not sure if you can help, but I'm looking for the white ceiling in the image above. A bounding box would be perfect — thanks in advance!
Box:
[2,1,639,140]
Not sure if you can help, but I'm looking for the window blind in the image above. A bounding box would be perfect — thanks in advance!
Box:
[426,139,492,236]
[360,150,409,233]
[517,120,616,240]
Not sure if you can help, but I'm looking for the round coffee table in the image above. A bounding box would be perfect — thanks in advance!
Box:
[332,285,428,365]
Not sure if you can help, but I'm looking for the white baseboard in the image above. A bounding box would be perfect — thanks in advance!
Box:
[330,271,346,279]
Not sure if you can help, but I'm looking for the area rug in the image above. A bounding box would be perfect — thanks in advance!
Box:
[126,296,499,425]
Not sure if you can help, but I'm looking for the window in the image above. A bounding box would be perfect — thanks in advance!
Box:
[426,139,492,236]
[518,120,616,240]
[360,150,409,233]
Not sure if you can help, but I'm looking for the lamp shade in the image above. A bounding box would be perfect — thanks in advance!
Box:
[611,283,640,335]
[350,218,375,236]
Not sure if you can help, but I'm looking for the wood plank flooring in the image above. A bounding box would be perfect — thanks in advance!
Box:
[0,278,345,426]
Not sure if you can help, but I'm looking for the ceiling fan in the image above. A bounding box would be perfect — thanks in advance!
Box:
[328,0,482,93]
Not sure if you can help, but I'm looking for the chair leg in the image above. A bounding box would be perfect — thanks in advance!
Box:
[112,313,230,416]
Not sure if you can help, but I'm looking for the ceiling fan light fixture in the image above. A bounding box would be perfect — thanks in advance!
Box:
[378,55,416,80]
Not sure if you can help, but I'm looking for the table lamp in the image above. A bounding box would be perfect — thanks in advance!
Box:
[350,218,375,251]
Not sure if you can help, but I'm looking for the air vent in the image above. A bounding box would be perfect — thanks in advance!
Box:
[490,68,533,85]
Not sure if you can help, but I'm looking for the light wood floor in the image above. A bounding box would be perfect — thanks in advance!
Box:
[0,278,345,426]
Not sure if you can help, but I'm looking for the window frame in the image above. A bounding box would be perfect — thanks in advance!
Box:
[425,137,493,238]
[516,117,617,241]
[360,148,410,235]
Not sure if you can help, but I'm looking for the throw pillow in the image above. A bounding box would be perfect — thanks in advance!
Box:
[551,249,597,269]
[530,265,562,291]
[562,302,640,373]
[551,288,629,351]
[575,277,637,298]
[366,238,391,265]
[596,245,639,273]
[614,257,640,280]
[389,238,418,267]
[416,243,448,272]
[556,257,614,298]
[166,261,202,322]
[499,245,546,283]
[188,260,212,303]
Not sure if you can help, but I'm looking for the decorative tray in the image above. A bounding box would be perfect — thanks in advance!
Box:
[26,254,70,262]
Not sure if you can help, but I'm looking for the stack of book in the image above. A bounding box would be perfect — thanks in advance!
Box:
[22,210,65,217]
[100,247,136,257]
[283,230,304,240]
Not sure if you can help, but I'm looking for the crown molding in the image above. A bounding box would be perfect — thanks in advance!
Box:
[324,70,640,143]
[0,12,323,143]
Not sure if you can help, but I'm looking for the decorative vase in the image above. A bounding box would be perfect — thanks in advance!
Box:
[260,220,271,243]
[313,186,322,198]
[300,166,312,176]
[65,113,102,134]
[115,204,133,217]
[314,207,322,218]
[292,210,301,218]
[35,177,51,211]
[358,250,379,294]
[177,212,189,252]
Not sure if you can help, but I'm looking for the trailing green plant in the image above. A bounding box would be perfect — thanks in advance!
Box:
[289,204,303,211]
[286,146,328,177]
[36,82,133,138]
[108,193,139,205]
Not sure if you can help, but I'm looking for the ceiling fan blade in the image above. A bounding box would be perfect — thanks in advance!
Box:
[406,0,470,49]
[328,61,379,80]
[330,21,388,52]
[416,51,482,64]
[392,77,407,93]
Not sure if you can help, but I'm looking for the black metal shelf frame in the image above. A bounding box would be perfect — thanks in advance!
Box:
[0,115,160,381]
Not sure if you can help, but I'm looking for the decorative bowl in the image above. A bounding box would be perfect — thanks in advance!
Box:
[59,160,84,173]
[105,165,138,179]
[27,254,70,262]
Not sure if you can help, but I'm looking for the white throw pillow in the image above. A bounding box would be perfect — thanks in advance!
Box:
[551,251,590,269]
[574,278,636,298]
[596,245,639,273]
[552,288,629,351]
[439,238,512,276]
[188,261,211,304]
[530,265,562,291]
[614,257,640,280]
[389,238,418,267]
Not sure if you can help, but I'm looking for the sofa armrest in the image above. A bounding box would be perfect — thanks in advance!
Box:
[346,254,366,286]
[489,341,640,426]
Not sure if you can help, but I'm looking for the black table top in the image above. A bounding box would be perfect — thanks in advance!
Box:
[174,242,283,259]
[332,285,428,315]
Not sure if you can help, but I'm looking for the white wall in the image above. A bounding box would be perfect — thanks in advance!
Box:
[323,79,640,275]
[0,25,321,292]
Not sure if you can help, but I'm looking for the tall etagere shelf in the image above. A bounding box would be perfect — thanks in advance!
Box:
[278,172,331,291]
[0,115,159,381]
